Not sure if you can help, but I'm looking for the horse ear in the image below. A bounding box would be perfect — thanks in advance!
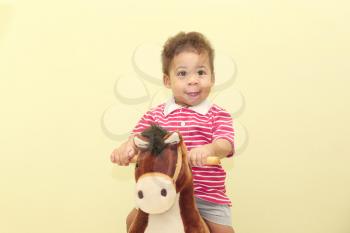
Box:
[134,135,149,149]
[164,132,180,144]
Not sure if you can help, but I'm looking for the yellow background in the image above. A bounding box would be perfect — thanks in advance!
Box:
[1,0,349,233]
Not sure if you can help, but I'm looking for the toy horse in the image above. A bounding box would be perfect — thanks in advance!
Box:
[127,125,214,233]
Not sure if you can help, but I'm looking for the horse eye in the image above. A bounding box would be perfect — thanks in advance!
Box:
[135,163,139,168]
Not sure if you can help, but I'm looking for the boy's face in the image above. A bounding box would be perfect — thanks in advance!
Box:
[163,50,214,106]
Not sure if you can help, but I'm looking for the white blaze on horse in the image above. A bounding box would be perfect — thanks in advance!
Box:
[128,125,211,233]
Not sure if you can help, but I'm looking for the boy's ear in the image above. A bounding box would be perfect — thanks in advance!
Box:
[163,74,171,88]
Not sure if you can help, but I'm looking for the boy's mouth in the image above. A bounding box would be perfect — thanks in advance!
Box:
[186,91,200,97]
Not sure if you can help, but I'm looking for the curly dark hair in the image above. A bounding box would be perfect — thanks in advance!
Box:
[161,31,214,76]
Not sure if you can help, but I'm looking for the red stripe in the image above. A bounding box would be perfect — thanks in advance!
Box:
[193,176,226,181]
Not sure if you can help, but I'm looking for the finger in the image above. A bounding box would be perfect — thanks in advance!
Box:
[192,151,199,167]
[120,156,128,166]
[125,152,133,166]
[121,151,131,166]
[196,151,203,166]
[124,147,135,165]
[201,153,207,166]
[115,151,122,165]
[189,151,195,166]
[187,150,192,162]
[127,148,135,159]
[111,149,119,163]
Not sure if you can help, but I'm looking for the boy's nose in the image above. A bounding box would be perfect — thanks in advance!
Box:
[188,75,199,85]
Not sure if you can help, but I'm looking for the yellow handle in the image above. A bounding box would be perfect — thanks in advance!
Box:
[130,156,221,165]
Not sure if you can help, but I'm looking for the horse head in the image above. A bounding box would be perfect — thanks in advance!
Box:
[132,125,191,215]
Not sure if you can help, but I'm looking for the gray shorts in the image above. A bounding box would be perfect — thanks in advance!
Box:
[195,197,233,226]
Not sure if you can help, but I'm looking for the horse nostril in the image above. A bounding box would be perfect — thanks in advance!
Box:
[161,188,167,197]
[138,190,144,199]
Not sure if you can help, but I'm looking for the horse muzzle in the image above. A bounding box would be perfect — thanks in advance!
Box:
[135,173,177,214]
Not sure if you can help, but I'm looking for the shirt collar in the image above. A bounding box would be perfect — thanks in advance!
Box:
[163,97,212,116]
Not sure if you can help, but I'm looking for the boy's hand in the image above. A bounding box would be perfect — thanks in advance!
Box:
[110,135,138,166]
[188,144,215,167]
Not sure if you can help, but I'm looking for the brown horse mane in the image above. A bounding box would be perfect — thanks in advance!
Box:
[140,124,168,155]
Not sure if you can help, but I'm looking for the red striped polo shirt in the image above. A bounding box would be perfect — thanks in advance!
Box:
[132,98,235,205]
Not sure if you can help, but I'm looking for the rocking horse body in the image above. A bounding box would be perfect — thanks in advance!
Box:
[128,125,210,233]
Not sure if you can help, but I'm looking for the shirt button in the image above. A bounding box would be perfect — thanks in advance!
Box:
[181,121,185,126]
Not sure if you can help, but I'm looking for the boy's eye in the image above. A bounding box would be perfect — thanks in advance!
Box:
[177,71,187,76]
[198,70,206,76]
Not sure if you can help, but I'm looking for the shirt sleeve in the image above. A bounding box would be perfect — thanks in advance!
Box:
[212,108,235,157]
[131,109,156,135]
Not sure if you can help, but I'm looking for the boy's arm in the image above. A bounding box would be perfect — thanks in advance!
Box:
[188,139,234,166]
[207,138,235,159]
[211,106,235,158]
